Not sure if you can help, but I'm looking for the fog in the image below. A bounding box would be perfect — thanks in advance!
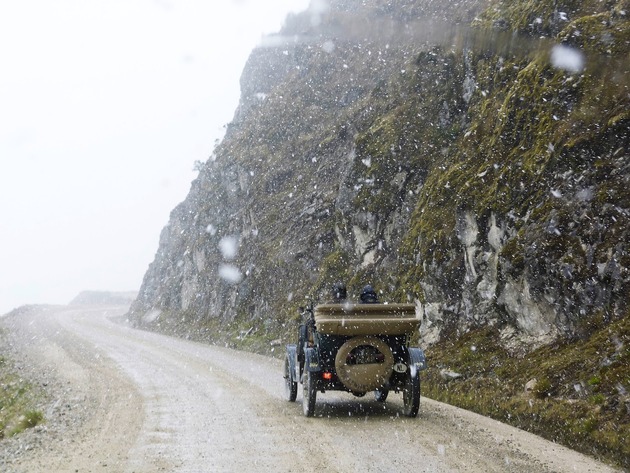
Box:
[0,0,310,315]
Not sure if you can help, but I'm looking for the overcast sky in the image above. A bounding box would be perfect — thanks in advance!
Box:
[0,0,311,315]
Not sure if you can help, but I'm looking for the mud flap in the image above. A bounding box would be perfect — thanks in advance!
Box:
[285,344,297,382]
[305,347,321,372]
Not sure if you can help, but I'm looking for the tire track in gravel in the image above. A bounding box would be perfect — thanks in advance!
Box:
[1,306,145,473]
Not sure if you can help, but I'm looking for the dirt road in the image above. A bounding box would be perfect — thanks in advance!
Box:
[0,305,622,472]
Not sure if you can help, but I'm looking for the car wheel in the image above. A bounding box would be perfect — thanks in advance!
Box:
[402,368,420,417]
[303,369,317,417]
[374,388,389,402]
[284,353,297,402]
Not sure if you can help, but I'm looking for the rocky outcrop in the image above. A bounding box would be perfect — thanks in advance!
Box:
[129,0,630,352]
[69,291,138,306]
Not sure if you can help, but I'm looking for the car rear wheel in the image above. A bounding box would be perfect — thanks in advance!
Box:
[302,369,317,417]
[284,353,297,402]
[402,368,420,417]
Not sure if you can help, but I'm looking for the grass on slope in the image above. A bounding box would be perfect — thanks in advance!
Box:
[422,312,630,470]
[0,333,44,439]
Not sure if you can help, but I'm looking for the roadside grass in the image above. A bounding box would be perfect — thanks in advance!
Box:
[422,315,630,470]
[136,309,290,356]
[0,337,45,439]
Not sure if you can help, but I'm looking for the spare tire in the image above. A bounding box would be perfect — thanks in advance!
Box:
[334,336,394,393]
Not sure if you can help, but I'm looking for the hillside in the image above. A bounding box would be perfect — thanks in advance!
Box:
[69,291,138,306]
[128,0,629,467]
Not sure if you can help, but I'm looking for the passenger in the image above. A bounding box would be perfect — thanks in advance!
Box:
[360,284,379,303]
[330,282,347,303]
[301,303,316,346]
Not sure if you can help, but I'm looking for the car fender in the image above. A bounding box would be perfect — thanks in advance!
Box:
[297,324,307,363]
[408,347,427,376]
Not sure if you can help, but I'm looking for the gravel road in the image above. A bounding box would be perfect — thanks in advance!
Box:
[0,305,622,472]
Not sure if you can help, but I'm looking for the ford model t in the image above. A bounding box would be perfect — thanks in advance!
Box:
[283,295,427,417]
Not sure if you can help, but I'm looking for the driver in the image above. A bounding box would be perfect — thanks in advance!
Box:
[329,282,347,303]
[359,284,379,303]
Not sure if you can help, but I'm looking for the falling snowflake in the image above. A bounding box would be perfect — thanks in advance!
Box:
[550,44,585,73]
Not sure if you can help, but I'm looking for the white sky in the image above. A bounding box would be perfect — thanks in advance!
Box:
[0,0,311,315]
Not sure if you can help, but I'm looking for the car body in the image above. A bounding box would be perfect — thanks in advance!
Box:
[284,302,427,417]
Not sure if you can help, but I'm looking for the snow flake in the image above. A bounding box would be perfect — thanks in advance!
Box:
[219,264,242,283]
[219,235,239,260]
[144,309,161,323]
[550,44,585,73]
[206,224,217,236]
[322,40,335,53]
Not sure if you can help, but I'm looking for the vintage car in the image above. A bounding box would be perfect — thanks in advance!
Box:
[283,301,427,417]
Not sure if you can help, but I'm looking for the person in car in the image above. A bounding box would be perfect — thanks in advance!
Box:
[360,284,379,303]
[329,282,347,303]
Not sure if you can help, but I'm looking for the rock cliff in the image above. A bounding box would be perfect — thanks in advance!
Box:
[128,2,630,463]
[129,0,629,354]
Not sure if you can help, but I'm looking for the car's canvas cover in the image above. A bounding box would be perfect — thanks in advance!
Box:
[313,303,420,336]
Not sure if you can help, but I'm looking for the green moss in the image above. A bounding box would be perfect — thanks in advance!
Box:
[589,393,606,405]
[500,235,526,273]
[533,376,553,398]
[588,375,602,386]
[0,354,44,439]
[348,48,466,226]
[424,312,630,469]
[559,12,630,56]
[476,0,620,35]
[7,410,44,437]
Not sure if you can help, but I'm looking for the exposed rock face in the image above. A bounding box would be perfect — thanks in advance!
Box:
[129,0,630,352]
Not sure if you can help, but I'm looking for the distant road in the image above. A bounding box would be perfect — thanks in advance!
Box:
[0,306,621,472]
